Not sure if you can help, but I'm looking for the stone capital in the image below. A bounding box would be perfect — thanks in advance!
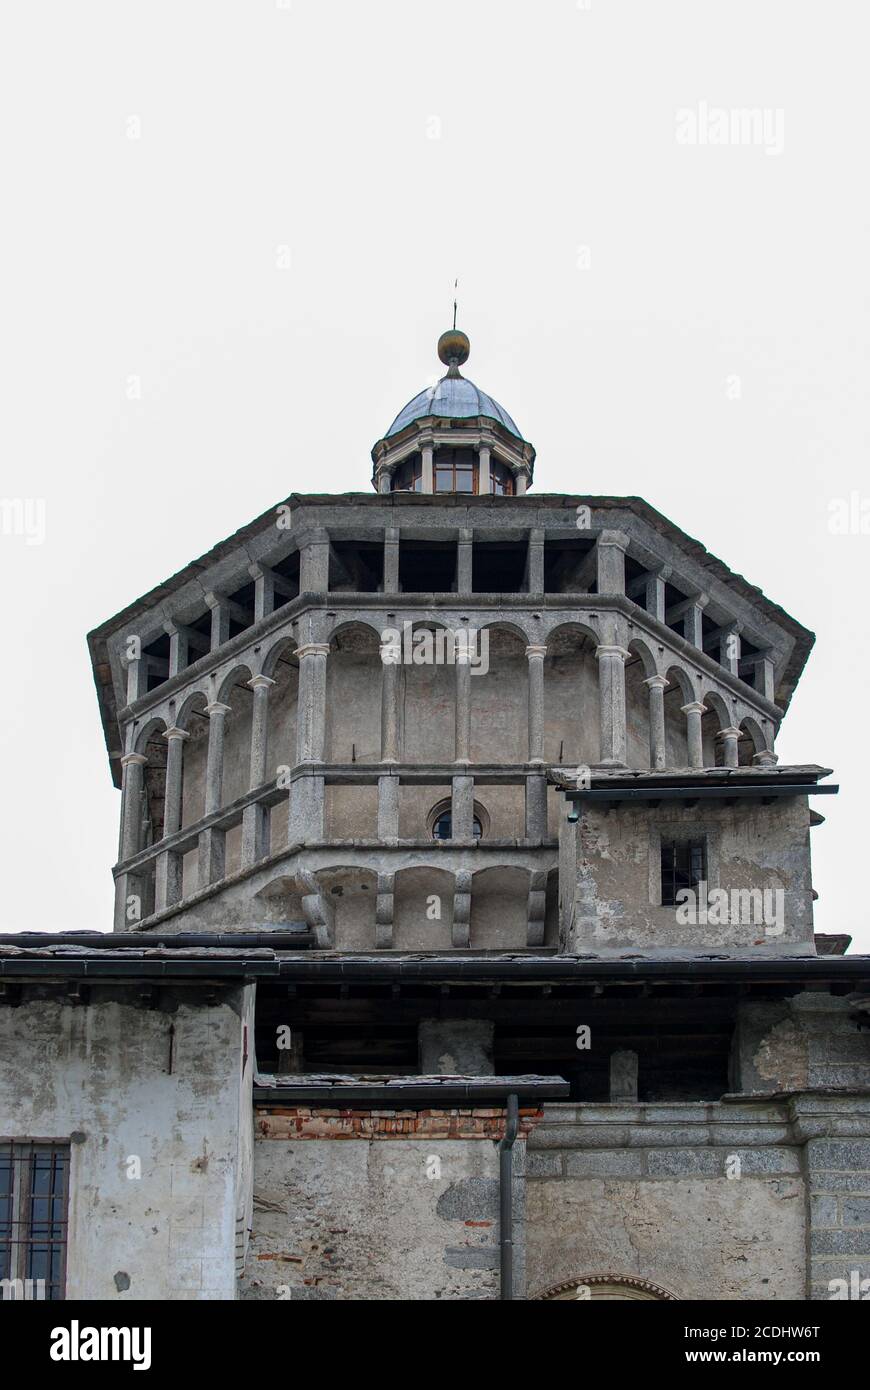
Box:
[121,752,148,768]
[247,674,276,692]
[717,725,742,739]
[681,701,707,715]
[643,674,669,689]
[203,591,225,611]
[595,645,631,662]
[205,702,232,717]
[525,643,548,660]
[294,643,330,660]
[752,749,778,765]
[163,726,189,741]
[597,529,631,552]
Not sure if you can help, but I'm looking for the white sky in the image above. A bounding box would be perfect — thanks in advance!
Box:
[0,0,867,948]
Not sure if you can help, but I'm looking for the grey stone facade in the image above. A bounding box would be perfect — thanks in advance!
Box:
[2,334,867,1301]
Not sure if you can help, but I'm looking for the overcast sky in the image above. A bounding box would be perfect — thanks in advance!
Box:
[1,1,867,948]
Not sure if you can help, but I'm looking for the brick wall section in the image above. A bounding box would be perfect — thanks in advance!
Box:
[257,1107,543,1141]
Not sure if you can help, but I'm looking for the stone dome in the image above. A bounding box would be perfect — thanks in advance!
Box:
[385,372,524,440]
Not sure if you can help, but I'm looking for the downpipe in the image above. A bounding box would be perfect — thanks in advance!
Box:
[499,1092,519,1300]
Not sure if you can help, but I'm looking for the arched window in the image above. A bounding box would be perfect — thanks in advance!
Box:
[489,460,515,496]
[535,1275,678,1301]
[434,446,477,493]
[391,453,423,492]
[429,798,486,840]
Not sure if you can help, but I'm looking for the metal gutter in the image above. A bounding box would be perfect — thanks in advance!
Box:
[0,931,310,950]
[564,784,838,804]
[1,953,868,984]
[252,1080,567,1105]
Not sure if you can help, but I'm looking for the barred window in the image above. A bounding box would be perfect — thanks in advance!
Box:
[0,1142,70,1300]
[660,838,706,907]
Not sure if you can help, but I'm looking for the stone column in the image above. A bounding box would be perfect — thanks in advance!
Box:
[681,701,707,769]
[295,643,330,764]
[198,701,230,886]
[155,726,188,912]
[454,642,472,764]
[718,725,741,768]
[205,592,230,650]
[242,675,275,868]
[457,528,473,595]
[683,596,708,651]
[380,636,401,763]
[115,752,148,929]
[377,775,400,841]
[525,644,547,764]
[249,563,275,623]
[596,530,629,596]
[644,674,668,770]
[164,621,189,678]
[515,469,528,496]
[526,529,545,594]
[298,530,331,592]
[451,774,474,839]
[719,625,741,677]
[595,645,629,766]
[421,441,435,493]
[383,526,400,594]
[644,566,670,623]
[525,775,548,841]
[119,752,148,863]
[478,443,491,494]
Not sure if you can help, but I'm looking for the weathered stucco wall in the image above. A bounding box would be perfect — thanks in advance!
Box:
[525,1101,807,1299]
[562,798,815,955]
[0,986,253,1300]
[241,1120,516,1300]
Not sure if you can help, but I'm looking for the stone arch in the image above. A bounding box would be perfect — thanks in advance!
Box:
[700,689,732,767]
[662,665,693,767]
[251,874,310,927]
[401,620,456,765]
[625,639,659,769]
[534,1274,679,1301]
[470,625,527,826]
[173,690,210,837]
[326,622,382,765]
[261,635,300,849]
[393,866,455,950]
[738,714,768,766]
[470,865,531,949]
[543,622,600,768]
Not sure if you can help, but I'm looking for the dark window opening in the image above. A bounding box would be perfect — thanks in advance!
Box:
[0,1143,70,1300]
[432,810,483,840]
[398,539,457,593]
[472,540,527,594]
[543,538,596,594]
[737,635,761,690]
[434,446,477,494]
[489,460,515,496]
[391,454,423,493]
[227,580,256,640]
[328,542,384,593]
[141,633,170,693]
[660,838,707,906]
[272,550,301,608]
[664,581,687,639]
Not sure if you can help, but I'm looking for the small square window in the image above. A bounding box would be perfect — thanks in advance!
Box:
[660,838,706,906]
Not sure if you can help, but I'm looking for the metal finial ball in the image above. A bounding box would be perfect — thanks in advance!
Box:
[437,329,470,366]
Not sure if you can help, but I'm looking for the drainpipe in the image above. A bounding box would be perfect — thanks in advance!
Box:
[499,1092,519,1300]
